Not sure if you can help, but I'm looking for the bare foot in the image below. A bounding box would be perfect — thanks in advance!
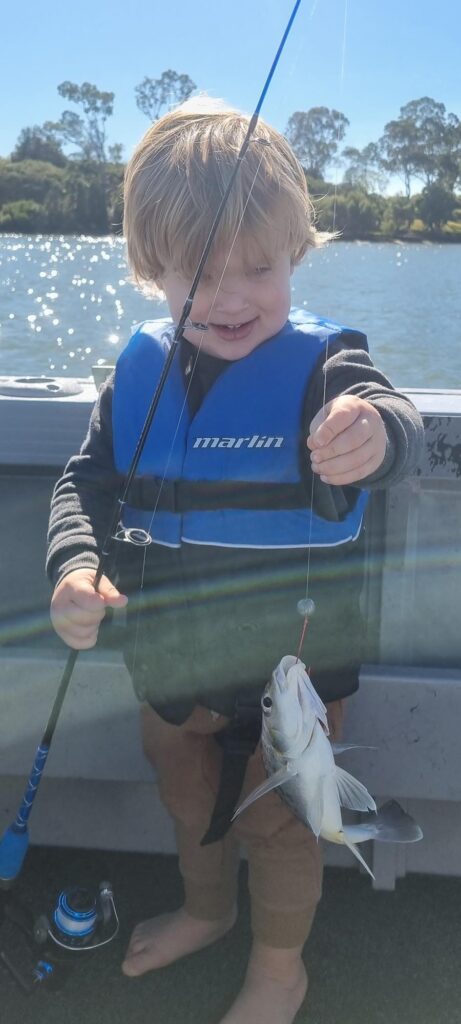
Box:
[121,905,237,977]
[218,941,308,1024]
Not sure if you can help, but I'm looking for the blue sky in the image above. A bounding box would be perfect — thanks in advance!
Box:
[1,0,460,177]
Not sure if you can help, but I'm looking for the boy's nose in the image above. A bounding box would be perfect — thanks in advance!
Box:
[214,285,250,315]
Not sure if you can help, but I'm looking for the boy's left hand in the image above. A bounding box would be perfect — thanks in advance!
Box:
[307,395,387,486]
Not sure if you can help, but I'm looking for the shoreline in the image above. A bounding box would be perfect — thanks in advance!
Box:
[340,232,461,244]
[1,229,461,244]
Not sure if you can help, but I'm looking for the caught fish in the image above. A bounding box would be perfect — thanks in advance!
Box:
[233,655,423,878]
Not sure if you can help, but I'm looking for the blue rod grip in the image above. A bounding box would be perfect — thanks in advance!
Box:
[14,743,50,829]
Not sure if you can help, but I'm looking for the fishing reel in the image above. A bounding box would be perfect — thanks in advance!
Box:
[34,881,119,955]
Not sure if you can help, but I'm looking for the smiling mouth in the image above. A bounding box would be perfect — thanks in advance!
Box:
[210,318,258,341]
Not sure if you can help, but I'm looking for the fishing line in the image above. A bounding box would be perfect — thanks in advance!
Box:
[296,0,350,661]
[283,0,321,88]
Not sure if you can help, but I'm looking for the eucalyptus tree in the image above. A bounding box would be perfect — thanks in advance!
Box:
[315,187,384,237]
[46,81,124,232]
[48,81,118,163]
[380,194,416,235]
[135,70,196,121]
[417,183,457,233]
[0,158,67,232]
[379,97,461,196]
[342,143,388,194]
[11,125,67,167]
[285,107,349,179]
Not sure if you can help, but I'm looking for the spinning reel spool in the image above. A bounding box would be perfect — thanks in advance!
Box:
[34,881,119,954]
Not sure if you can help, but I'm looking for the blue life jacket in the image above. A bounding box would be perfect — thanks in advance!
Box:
[112,310,369,549]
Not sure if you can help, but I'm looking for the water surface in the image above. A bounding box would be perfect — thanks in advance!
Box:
[1,234,460,388]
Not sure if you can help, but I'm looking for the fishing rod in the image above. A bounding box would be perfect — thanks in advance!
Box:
[0,0,303,889]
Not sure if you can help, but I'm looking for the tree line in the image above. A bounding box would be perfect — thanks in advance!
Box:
[0,71,460,239]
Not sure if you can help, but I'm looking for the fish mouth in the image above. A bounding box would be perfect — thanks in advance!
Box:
[272,655,298,695]
[271,668,285,698]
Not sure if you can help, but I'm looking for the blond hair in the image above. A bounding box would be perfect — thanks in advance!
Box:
[124,98,328,289]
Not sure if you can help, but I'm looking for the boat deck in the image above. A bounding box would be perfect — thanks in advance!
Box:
[1,844,460,1024]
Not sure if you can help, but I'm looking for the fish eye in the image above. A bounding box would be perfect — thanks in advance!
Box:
[262,696,272,713]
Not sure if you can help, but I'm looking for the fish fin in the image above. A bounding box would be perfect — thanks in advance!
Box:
[344,800,423,844]
[303,777,325,839]
[331,743,377,755]
[335,766,377,813]
[231,764,297,821]
[342,830,375,879]
[339,802,423,846]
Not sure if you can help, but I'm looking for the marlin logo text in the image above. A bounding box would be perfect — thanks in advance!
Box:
[193,435,284,449]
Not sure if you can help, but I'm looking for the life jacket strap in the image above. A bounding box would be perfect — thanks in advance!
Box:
[124,477,309,513]
[200,694,262,846]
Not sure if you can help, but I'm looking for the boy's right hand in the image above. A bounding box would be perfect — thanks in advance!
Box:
[50,568,128,650]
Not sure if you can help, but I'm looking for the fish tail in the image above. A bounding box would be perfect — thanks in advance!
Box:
[342,831,375,880]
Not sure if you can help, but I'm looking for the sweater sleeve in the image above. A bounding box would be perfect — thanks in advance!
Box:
[321,346,424,486]
[46,374,120,587]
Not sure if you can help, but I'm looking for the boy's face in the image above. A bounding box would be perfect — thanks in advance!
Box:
[160,238,293,361]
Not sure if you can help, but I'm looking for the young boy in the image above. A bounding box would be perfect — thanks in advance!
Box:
[47,99,424,1023]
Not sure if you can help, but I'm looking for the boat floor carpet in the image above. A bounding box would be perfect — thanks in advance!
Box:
[0,844,460,1024]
